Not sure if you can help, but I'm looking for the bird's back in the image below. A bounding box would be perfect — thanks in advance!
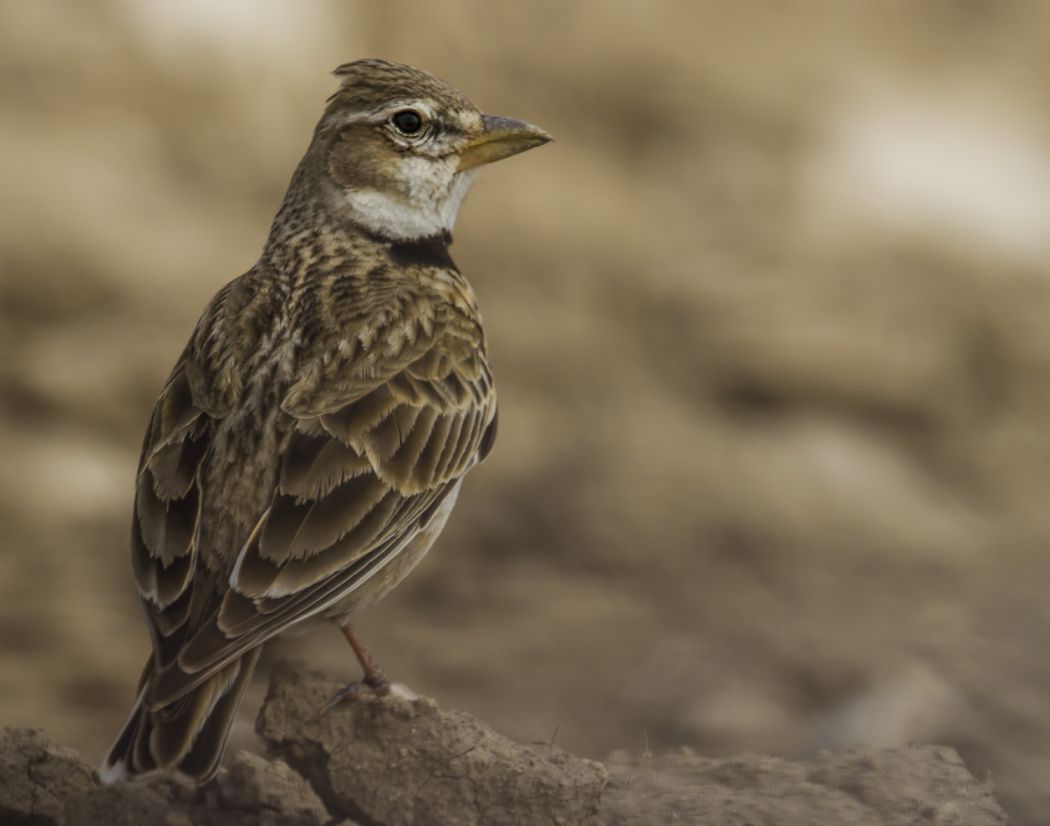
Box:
[191,238,489,574]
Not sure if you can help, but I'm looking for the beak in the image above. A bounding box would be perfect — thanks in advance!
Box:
[458,114,552,172]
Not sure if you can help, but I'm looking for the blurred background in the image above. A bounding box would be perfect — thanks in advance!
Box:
[2,1,1049,821]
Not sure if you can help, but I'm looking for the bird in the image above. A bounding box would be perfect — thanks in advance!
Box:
[99,59,550,785]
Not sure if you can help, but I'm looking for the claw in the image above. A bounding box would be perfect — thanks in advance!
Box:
[321,624,393,715]
[320,671,391,716]
[320,682,365,715]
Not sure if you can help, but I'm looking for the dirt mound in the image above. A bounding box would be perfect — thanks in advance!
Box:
[0,663,1008,825]
[0,729,329,826]
[602,747,1007,825]
[257,662,606,825]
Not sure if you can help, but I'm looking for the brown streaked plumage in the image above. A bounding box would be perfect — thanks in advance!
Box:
[100,59,550,784]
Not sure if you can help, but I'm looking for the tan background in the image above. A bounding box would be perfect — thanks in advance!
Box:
[2,2,1049,822]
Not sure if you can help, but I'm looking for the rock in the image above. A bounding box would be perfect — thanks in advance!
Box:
[256,661,607,825]
[601,746,1008,825]
[214,751,331,826]
[0,727,94,825]
[0,725,333,826]
[71,783,195,826]
[0,664,1013,824]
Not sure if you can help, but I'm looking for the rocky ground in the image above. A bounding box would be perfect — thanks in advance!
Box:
[0,663,1008,825]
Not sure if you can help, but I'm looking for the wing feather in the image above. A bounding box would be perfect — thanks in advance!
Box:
[132,368,208,614]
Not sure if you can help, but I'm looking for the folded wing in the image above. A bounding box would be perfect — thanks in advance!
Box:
[144,298,496,709]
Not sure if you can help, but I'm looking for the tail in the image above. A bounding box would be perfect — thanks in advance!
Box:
[99,648,261,784]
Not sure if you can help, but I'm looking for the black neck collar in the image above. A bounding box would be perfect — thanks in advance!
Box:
[386,232,457,270]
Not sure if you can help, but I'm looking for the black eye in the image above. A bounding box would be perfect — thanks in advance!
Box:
[391,109,424,135]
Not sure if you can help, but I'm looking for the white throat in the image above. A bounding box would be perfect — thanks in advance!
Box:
[344,167,477,241]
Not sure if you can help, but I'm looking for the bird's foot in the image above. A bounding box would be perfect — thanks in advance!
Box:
[320,671,391,715]
[363,669,391,695]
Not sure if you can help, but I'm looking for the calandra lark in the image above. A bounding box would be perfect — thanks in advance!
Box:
[101,59,550,784]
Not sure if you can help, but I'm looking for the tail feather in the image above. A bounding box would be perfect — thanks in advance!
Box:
[100,648,260,784]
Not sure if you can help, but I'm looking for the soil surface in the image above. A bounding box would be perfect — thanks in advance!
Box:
[0,663,1008,825]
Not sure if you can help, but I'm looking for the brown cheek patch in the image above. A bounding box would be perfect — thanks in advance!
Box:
[328,124,399,193]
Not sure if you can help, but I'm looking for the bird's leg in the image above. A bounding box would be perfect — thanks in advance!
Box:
[321,624,390,714]
[341,624,389,691]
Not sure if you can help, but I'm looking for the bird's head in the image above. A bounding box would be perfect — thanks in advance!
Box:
[308,59,551,242]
